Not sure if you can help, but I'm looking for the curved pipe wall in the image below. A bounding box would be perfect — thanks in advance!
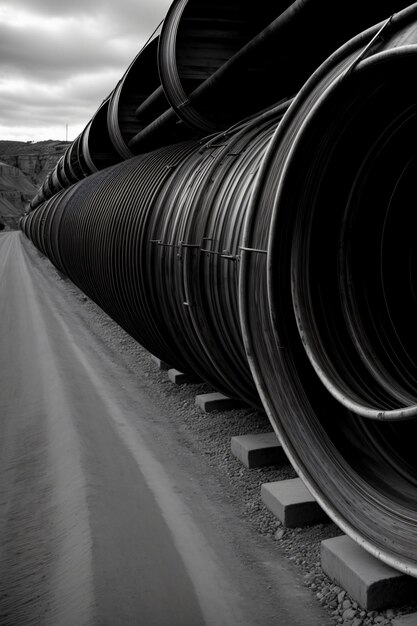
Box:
[157,0,285,133]
[22,0,417,576]
[80,94,123,173]
[22,104,288,408]
[240,5,417,576]
[107,34,170,159]
[143,0,414,141]
[30,0,413,210]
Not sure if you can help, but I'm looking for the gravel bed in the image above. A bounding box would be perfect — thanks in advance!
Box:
[33,244,417,626]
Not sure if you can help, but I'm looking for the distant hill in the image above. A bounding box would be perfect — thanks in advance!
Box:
[0,139,69,155]
[0,140,70,229]
[0,140,70,187]
[0,161,37,229]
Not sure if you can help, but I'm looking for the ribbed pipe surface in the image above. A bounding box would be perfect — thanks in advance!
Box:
[157,0,285,133]
[80,96,122,174]
[22,107,287,405]
[31,0,413,208]
[240,5,417,576]
[107,34,167,159]
[21,0,417,577]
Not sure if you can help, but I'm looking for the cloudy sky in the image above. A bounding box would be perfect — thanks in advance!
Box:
[0,0,172,142]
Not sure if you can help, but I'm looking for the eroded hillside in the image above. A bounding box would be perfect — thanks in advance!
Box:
[0,140,70,229]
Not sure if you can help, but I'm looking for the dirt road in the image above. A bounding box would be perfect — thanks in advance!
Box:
[0,231,331,625]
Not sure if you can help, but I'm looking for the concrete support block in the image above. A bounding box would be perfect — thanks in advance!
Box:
[393,614,417,626]
[321,535,417,611]
[261,478,327,527]
[231,432,287,468]
[167,369,195,384]
[151,355,171,371]
[195,392,245,413]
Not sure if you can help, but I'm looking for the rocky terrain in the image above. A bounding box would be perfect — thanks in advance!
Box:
[0,140,70,187]
[0,162,36,229]
[0,140,69,229]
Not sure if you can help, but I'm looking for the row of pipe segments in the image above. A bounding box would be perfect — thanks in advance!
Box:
[21,0,417,576]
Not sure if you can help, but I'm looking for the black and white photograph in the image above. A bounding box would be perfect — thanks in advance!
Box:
[1,1,417,624]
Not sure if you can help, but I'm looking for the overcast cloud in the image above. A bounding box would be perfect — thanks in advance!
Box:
[0,0,172,142]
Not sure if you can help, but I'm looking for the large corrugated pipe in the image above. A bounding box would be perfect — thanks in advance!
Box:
[29,137,84,210]
[128,0,413,150]
[61,141,82,185]
[157,0,285,134]
[107,33,170,159]
[21,104,289,407]
[34,94,124,206]
[22,0,417,576]
[80,94,123,174]
[31,0,412,205]
[240,4,417,576]
[145,103,289,405]
[55,155,71,188]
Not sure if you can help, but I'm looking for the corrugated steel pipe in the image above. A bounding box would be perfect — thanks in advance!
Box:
[29,137,83,210]
[28,192,43,211]
[21,103,289,407]
[157,0,286,134]
[62,137,82,182]
[145,102,290,405]
[40,172,54,201]
[80,94,123,174]
[34,91,124,208]
[129,0,413,152]
[55,155,71,188]
[107,34,171,159]
[32,0,412,205]
[22,0,417,575]
[23,143,207,376]
[240,3,417,576]
[291,57,417,421]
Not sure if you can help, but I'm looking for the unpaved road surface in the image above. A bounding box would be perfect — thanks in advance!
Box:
[0,232,331,625]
